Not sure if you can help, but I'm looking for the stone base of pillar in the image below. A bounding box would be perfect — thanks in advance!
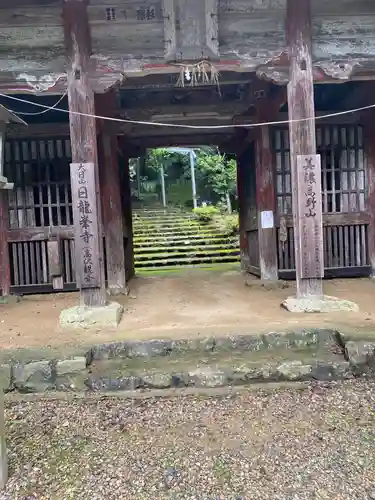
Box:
[107,285,130,297]
[281,295,359,313]
[59,301,124,329]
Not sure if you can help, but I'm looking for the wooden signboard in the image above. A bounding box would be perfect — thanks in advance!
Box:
[297,154,324,279]
[70,162,100,289]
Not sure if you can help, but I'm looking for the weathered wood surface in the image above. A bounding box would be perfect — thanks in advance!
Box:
[363,111,375,277]
[70,162,101,290]
[0,191,10,297]
[287,0,323,298]
[162,0,219,61]
[118,147,134,281]
[1,0,375,92]
[0,123,10,296]
[255,126,278,281]
[235,139,251,271]
[97,92,127,294]
[64,0,106,306]
[296,154,324,279]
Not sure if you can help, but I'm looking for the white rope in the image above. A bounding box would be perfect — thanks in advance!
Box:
[9,89,68,116]
[0,91,374,130]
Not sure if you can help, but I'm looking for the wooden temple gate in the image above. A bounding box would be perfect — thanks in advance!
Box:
[274,124,370,278]
[3,135,133,295]
[5,137,75,293]
[1,0,375,308]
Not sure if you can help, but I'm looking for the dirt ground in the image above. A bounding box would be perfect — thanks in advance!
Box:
[1,268,375,350]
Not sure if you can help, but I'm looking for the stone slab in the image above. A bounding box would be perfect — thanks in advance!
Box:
[59,302,124,329]
[345,340,375,375]
[0,366,10,392]
[281,295,359,313]
[56,357,87,375]
[13,361,53,393]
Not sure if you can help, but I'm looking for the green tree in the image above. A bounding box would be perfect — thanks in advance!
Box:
[196,152,237,212]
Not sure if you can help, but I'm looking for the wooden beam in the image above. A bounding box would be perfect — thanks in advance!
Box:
[286,0,323,298]
[63,0,106,307]
[97,92,127,295]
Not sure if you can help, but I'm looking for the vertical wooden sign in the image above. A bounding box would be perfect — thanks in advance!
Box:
[70,162,100,288]
[297,154,324,279]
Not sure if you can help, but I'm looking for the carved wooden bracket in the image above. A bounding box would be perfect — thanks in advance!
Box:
[162,0,219,62]
[16,73,67,92]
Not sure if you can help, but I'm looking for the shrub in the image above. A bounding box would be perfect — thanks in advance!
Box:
[193,206,219,222]
[214,213,239,236]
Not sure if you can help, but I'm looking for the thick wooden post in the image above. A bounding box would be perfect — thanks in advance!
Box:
[97,93,127,295]
[364,111,375,276]
[0,192,10,297]
[119,143,134,280]
[63,0,106,307]
[236,149,250,270]
[0,124,10,297]
[255,126,278,281]
[124,156,135,280]
[286,0,323,298]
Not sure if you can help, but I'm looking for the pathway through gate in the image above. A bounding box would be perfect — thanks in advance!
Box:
[132,206,240,272]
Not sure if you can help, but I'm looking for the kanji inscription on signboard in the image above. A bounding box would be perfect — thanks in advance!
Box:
[70,162,100,288]
[297,154,324,279]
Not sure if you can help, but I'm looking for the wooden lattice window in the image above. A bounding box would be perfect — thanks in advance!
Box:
[4,138,73,229]
[274,125,366,216]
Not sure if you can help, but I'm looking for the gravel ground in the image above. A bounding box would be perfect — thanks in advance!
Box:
[1,381,375,500]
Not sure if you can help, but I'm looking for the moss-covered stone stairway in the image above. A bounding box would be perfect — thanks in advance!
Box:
[133,207,240,271]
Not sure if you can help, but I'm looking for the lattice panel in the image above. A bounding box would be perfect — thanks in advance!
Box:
[4,138,73,229]
[274,125,367,216]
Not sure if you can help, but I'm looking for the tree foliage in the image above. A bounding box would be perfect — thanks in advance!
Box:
[195,152,237,200]
[142,147,237,210]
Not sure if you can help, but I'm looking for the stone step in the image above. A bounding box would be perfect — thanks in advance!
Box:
[135,248,240,262]
[132,221,199,230]
[133,215,194,222]
[134,254,240,268]
[134,227,220,236]
[136,262,240,273]
[133,211,187,218]
[134,234,236,244]
[134,242,240,255]
[2,329,359,394]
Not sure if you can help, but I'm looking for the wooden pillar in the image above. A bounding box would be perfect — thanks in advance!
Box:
[0,192,10,297]
[119,143,135,280]
[63,0,106,307]
[234,129,253,271]
[364,111,375,276]
[97,93,127,295]
[255,126,278,281]
[0,124,10,297]
[236,150,250,271]
[286,0,324,298]
[124,157,135,280]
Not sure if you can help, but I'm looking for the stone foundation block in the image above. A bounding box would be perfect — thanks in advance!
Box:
[59,301,124,329]
[281,295,359,313]
[13,361,53,392]
[0,366,11,392]
[345,341,375,375]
